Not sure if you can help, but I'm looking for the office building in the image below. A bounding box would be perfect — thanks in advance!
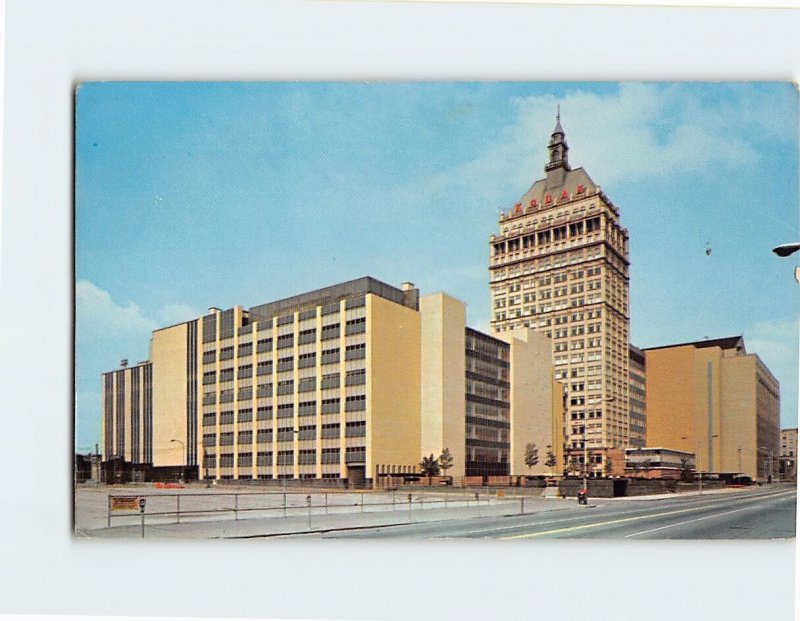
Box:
[628,345,647,448]
[101,277,562,484]
[780,428,797,481]
[644,336,780,481]
[489,113,631,474]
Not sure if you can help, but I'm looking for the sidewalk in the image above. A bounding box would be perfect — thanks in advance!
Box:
[77,497,573,539]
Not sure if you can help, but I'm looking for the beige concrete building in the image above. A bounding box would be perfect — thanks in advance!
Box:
[489,114,631,473]
[628,345,647,448]
[102,277,561,484]
[644,336,780,482]
[780,428,797,481]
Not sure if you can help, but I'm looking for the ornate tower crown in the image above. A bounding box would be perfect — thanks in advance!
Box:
[545,108,570,172]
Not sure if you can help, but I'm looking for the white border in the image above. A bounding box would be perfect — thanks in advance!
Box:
[1,1,797,620]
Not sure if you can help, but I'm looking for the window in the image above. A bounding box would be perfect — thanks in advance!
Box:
[219,368,234,382]
[256,383,273,398]
[298,401,316,417]
[321,348,340,364]
[277,334,294,349]
[238,451,252,466]
[298,377,316,393]
[237,364,252,379]
[345,369,366,386]
[298,329,316,345]
[277,403,294,418]
[321,324,341,340]
[257,429,273,443]
[202,413,216,426]
[238,408,252,423]
[257,451,273,466]
[237,386,252,400]
[257,360,273,376]
[298,425,316,440]
[277,379,294,395]
[277,427,296,442]
[202,350,216,364]
[321,448,340,464]
[220,453,234,467]
[219,432,234,446]
[345,446,366,463]
[298,450,316,465]
[220,346,234,361]
[321,423,340,439]
[257,338,273,353]
[298,352,316,368]
[220,410,234,425]
[345,343,366,360]
[345,317,366,335]
[321,373,340,389]
[277,450,294,466]
[322,303,339,316]
[345,395,366,412]
[203,371,216,385]
[277,357,293,373]
[345,420,367,437]
[321,398,340,414]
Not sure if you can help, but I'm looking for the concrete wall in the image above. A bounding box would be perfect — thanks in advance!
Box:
[419,293,466,476]
[368,293,422,478]
[497,328,555,476]
[150,323,189,467]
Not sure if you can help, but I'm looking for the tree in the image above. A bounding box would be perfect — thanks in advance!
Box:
[438,448,453,476]
[604,455,614,477]
[545,450,558,476]
[524,443,539,472]
[419,454,440,477]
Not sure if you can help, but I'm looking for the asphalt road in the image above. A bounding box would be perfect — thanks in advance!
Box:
[309,485,796,540]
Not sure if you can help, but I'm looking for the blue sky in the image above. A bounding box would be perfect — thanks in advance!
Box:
[75,81,799,452]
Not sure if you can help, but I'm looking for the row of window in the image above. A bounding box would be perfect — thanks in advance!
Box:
[204,446,366,467]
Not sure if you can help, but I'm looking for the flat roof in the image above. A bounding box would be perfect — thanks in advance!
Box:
[248,276,416,321]
[642,335,745,353]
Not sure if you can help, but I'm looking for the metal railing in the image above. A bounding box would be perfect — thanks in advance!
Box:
[106,489,532,531]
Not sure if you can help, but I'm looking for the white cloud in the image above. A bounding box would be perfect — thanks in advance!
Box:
[76,280,157,335]
[158,303,205,326]
[401,83,777,210]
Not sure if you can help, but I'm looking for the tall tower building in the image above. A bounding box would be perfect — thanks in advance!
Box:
[489,113,631,474]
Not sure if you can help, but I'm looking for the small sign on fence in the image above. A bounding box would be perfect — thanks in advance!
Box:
[110,496,142,511]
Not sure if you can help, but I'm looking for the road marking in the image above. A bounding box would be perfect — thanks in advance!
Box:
[501,490,796,540]
[623,506,755,538]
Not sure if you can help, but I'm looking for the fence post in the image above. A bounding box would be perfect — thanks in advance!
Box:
[520,496,524,515]
[283,492,287,518]
[325,492,328,515]
[360,492,364,513]
[392,490,396,509]
[234,494,239,521]
[307,495,312,530]
[107,495,111,528]
[177,495,181,524]
[408,493,413,522]
[475,493,480,517]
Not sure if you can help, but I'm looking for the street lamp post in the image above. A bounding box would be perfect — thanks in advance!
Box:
[170,439,185,482]
[759,446,775,483]
[681,434,718,494]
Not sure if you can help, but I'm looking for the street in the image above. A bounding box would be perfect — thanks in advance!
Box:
[305,485,796,540]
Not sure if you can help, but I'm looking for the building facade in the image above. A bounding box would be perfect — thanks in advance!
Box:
[489,114,631,473]
[644,336,780,482]
[628,345,647,448]
[101,277,562,485]
[780,428,797,482]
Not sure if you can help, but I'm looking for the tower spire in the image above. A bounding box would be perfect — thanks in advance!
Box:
[545,107,570,176]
